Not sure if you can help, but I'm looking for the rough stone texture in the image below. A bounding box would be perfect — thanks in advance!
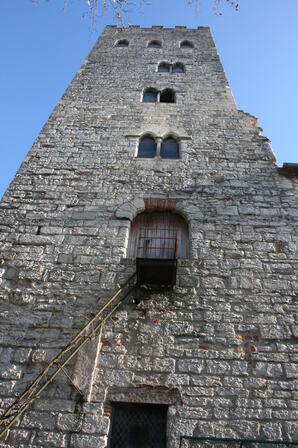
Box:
[0,26,297,447]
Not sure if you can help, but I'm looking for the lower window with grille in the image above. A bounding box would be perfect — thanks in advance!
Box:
[108,402,168,448]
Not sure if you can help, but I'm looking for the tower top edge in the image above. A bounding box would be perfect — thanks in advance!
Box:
[104,25,210,32]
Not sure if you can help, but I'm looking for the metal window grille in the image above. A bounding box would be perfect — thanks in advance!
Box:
[109,403,167,448]
[137,228,177,259]
[128,212,189,260]
[180,437,298,448]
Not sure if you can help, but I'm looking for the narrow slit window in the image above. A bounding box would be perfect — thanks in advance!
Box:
[138,136,156,158]
[172,63,185,73]
[148,40,162,48]
[143,88,158,103]
[158,62,170,73]
[160,89,175,103]
[160,137,179,159]
[180,40,194,48]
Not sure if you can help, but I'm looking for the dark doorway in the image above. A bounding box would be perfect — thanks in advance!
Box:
[109,402,167,448]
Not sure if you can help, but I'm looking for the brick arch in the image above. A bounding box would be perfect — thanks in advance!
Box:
[115,198,146,221]
[115,197,200,222]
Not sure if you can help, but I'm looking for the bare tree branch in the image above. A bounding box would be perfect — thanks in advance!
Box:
[32,0,239,28]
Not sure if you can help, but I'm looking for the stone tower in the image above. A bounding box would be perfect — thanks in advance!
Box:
[0,26,297,448]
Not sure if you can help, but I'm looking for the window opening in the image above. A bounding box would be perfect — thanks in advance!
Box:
[160,89,175,103]
[116,39,129,47]
[129,211,189,259]
[172,63,185,73]
[109,403,167,448]
[138,136,156,158]
[158,62,170,73]
[148,40,162,48]
[143,88,158,103]
[180,40,194,48]
[160,137,179,159]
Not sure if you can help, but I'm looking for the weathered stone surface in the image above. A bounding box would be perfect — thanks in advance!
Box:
[70,434,106,448]
[285,363,298,379]
[33,431,68,447]
[56,413,84,432]
[0,25,297,447]
[254,362,284,378]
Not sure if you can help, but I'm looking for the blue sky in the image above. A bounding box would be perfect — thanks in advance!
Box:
[0,0,297,199]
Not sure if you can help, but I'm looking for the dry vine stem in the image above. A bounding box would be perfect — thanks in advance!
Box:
[32,0,239,27]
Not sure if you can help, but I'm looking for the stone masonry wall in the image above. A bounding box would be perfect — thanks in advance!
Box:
[0,26,297,447]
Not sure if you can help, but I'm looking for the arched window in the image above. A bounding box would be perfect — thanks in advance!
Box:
[180,40,193,49]
[172,63,185,73]
[116,39,129,47]
[158,62,170,73]
[160,137,179,159]
[142,88,158,103]
[160,89,175,103]
[148,40,162,48]
[138,135,156,158]
[129,211,189,259]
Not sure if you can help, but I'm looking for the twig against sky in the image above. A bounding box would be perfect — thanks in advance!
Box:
[32,0,239,27]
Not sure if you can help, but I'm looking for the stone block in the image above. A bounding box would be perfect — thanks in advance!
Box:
[34,399,76,412]
[70,434,105,448]
[254,362,283,378]
[13,348,32,363]
[33,431,68,447]
[231,361,248,376]
[216,206,238,216]
[81,413,109,435]
[260,325,288,340]
[206,360,231,374]
[7,429,31,446]
[177,359,205,374]
[57,413,84,432]
[284,421,298,441]
[284,363,298,379]
[261,422,283,440]
[232,420,260,439]
[22,411,57,430]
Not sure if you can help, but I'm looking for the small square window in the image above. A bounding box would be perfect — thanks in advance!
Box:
[109,402,167,448]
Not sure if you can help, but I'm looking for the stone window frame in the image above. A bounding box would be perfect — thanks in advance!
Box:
[157,61,186,73]
[142,87,159,103]
[142,87,176,104]
[172,62,185,73]
[137,133,157,158]
[160,135,180,157]
[136,132,181,160]
[115,39,129,47]
[179,40,194,49]
[157,62,171,73]
[147,39,162,48]
[105,386,181,448]
[115,197,199,261]
[128,208,190,259]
